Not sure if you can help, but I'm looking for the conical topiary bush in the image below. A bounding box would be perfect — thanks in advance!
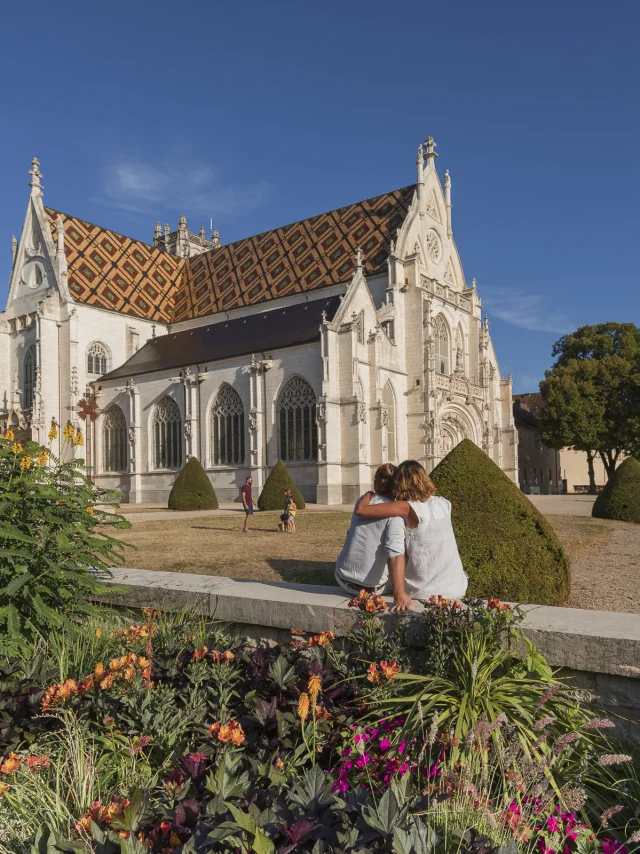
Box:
[168,457,219,511]
[258,460,306,511]
[592,457,640,523]
[429,439,570,605]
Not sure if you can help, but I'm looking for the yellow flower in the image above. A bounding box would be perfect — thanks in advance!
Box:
[297,692,310,723]
[4,427,14,441]
[36,447,48,467]
[86,506,95,516]
[308,674,322,702]
[63,421,75,441]
[20,453,32,470]
[0,781,9,796]
[95,627,102,638]
[74,428,84,447]
[48,420,58,441]
[12,442,23,454]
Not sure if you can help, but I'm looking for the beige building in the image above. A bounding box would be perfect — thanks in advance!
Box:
[513,393,609,494]
[1,139,518,504]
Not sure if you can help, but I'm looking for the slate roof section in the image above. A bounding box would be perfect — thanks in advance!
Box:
[172,185,416,321]
[100,294,342,381]
[45,208,185,323]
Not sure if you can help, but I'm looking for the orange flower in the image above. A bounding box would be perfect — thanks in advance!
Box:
[223,650,235,661]
[0,753,21,774]
[208,719,245,744]
[366,662,380,683]
[193,646,208,661]
[3,427,14,441]
[380,660,400,680]
[124,667,136,681]
[94,662,105,677]
[141,667,152,680]
[316,630,335,646]
[308,674,322,701]
[57,679,78,699]
[26,755,51,771]
[138,656,151,668]
[0,781,10,796]
[78,676,94,693]
[274,757,284,771]
[109,658,123,672]
[100,674,115,690]
[75,814,92,833]
[298,692,310,723]
[207,722,220,737]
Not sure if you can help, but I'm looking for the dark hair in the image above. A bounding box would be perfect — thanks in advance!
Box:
[393,460,436,502]
[245,476,252,482]
[373,463,397,498]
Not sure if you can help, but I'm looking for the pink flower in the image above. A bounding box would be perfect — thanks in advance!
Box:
[601,839,628,854]
[379,737,390,751]
[546,816,560,833]
[355,753,371,768]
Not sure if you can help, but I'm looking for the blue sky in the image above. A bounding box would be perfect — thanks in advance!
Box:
[1,0,638,393]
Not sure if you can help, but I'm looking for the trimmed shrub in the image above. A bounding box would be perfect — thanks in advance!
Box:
[429,439,570,605]
[168,457,218,511]
[592,457,640,523]
[258,459,306,511]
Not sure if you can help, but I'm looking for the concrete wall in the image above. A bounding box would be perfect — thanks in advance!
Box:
[101,568,640,738]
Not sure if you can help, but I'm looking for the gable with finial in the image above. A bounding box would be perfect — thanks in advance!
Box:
[443,259,456,286]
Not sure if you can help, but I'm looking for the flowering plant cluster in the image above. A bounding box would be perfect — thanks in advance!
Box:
[348,588,388,612]
[1,600,639,853]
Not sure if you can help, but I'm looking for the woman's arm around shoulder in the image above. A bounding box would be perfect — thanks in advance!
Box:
[355,491,412,519]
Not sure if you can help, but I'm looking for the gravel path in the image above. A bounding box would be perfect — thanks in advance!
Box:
[569,524,640,613]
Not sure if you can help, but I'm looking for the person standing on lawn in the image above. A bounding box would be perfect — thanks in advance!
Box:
[241,476,255,533]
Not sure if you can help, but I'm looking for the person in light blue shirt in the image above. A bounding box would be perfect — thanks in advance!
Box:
[335,464,408,610]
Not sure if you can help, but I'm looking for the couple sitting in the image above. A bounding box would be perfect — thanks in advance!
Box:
[335,460,468,612]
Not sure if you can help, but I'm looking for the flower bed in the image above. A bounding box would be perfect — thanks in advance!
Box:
[1,596,639,853]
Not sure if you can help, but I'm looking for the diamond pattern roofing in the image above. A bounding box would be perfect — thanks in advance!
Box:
[45,183,416,323]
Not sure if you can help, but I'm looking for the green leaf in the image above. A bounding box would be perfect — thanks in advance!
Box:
[3,571,31,596]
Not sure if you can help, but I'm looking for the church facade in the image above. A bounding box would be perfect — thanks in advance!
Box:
[0,139,517,504]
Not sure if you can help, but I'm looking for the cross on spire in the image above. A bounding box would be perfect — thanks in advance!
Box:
[29,158,43,194]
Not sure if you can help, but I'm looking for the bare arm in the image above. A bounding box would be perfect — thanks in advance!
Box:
[354,491,412,519]
[388,555,412,613]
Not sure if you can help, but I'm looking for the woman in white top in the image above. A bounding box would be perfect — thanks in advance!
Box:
[355,460,468,609]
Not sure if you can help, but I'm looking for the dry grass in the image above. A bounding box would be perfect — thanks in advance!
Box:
[117,510,351,586]
[117,508,639,611]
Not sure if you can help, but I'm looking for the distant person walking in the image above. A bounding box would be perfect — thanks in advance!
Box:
[241,476,256,533]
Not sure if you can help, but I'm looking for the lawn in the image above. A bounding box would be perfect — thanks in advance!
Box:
[116,507,639,611]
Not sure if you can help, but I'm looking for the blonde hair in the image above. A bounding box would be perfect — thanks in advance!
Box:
[373,463,397,498]
[393,460,436,502]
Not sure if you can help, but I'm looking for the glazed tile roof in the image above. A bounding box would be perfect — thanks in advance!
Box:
[45,183,416,323]
[173,185,416,321]
[45,208,185,323]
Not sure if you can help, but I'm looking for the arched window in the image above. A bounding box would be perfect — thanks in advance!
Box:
[434,316,450,375]
[382,380,396,462]
[87,342,109,376]
[211,385,245,465]
[153,396,182,470]
[23,346,36,410]
[278,377,317,462]
[103,405,127,473]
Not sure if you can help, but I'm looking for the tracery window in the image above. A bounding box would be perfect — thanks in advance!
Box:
[103,405,127,473]
[278,377,317,462]
[153,396,182,470]
[382,380,396,462]
[434,315,450,375]
[87,342,109,376]
[211,385,245,465]
[23,346,36,410]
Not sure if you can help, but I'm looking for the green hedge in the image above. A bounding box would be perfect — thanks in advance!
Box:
[429,439,570,605]
[168,457,219,511]
[258,460,306,511]
[592,457,640,523]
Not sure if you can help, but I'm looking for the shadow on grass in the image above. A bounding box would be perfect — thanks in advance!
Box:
[266,558,336,586]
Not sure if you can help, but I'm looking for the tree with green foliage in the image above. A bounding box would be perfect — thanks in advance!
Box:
[0,422,130,655]
[257,459,305,511]
[430,439,570,605]
[592,456,640,523]
[539,323,640,492]
[168,457,219,510]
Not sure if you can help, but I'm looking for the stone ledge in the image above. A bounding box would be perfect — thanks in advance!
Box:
[102,568,640,685]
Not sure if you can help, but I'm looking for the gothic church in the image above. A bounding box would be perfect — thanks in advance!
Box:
[0,139,517,503]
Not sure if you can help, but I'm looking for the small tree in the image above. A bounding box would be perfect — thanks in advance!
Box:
[258,460,305,511]
[592,457,640,523]
[0,422,130,655]
[539,323,640,490]
[168,457,219,511]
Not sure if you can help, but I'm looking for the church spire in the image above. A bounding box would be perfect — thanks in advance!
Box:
[444,169,452,237]
[423,136,437,170]
[29,157,43,197]
[153,222,162,246]
[416,142,425,216]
